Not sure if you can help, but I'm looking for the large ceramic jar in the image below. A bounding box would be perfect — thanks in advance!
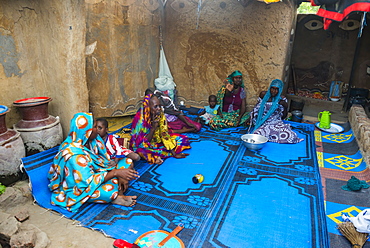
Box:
[0,105,26,185]
[13,97,63,156]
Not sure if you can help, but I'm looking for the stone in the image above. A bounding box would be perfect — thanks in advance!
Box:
[348,104,370,167]
[9,227,36,248]
[26,225,50,248]
[0,187,28,210]
[14,209,29,223]
[12,181,32,199]
[0,212,20,247]
[355,118,370,141]
[9,224,50,248]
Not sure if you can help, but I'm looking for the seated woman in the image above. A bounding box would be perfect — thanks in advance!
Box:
[209,70,249,131]
[145,88,201,133]
[250,79,303,144]
[130,93,191,165]
[48,112,139,212]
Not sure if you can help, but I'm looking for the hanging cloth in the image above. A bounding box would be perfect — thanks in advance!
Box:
[311,0,370,29]
[154,48,176,100]
[329,81,344,99]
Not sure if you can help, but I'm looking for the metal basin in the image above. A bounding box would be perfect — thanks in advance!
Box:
[241,134,268,150]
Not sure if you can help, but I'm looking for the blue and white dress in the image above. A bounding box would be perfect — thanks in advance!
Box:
[251,97,303,144]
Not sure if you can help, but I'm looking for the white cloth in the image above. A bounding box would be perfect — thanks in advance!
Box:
[346,209,370,233]
[154,48,176,100]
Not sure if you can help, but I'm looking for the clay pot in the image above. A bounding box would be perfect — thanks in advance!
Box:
[0,105,26,186]
[13,97,63,156]
[0,105,10,136]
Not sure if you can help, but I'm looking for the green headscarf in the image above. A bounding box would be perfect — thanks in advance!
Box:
[226,70,244,88]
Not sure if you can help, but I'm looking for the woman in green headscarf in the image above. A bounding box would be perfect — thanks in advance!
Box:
[209,70,250,131]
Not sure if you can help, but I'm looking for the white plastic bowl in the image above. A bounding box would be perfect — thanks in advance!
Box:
[241,134,268,150]
[330,97,340,102]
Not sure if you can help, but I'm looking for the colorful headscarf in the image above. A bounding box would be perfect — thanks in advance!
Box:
[252,79,284,132]
[58,112,109,163]
[48,112,112,212]
[130,94,177,159]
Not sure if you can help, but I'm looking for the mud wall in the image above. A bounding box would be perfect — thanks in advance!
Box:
[163,0,297,109]
[353,14,370,90]
[1,0,296,135]
[85,0,163,117]
[0,0,87,136]
[85,0,297,116]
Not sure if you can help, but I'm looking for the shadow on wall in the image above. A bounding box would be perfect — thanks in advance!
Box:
[184,32,258,99]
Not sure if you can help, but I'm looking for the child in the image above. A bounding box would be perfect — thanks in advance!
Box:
[197,95,222,125]
[96,118,141,167]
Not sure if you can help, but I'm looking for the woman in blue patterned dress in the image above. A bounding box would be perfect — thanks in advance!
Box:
[48,112,139,212]
[250,79,303,144]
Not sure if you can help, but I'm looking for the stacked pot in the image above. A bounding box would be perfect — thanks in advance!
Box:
[13,97,63,156]
[0,97,63,185]
[0,105,25,185]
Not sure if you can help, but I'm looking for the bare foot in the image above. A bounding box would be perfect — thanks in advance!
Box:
[174,153,189,159]
[155,157,164,165]
[172,128,195,134]
[112,195,137,207]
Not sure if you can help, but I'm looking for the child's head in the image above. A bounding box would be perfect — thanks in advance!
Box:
[95,118,109,138]
[145,88,154,96]
[208,95,217,108]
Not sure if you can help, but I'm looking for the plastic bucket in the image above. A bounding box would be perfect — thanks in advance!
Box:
[291,110,303,122]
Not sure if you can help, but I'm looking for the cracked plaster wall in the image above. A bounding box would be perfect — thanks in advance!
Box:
[1,0,296,132]
[86,0,296,117]
[163,0,296,109]
[85,0,163,117]
[0,0,87,137]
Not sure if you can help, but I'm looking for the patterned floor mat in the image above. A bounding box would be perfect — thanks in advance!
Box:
[23,121,329,247]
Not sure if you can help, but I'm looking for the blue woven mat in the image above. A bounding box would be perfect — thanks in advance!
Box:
[23,121,329,247]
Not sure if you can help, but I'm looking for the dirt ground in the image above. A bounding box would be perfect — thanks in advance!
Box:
[1,180,116,248]
[25,204,116,248]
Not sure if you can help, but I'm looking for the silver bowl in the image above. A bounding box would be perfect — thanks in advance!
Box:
[241,134,268,150]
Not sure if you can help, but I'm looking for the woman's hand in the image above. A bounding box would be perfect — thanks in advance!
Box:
[279,99,288,109]
[225,83,233,92]
[151,114,160,128]
[245,116,251,126]
[114,168,140,181]
[104,168,139,184]
[108,160,117,167]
